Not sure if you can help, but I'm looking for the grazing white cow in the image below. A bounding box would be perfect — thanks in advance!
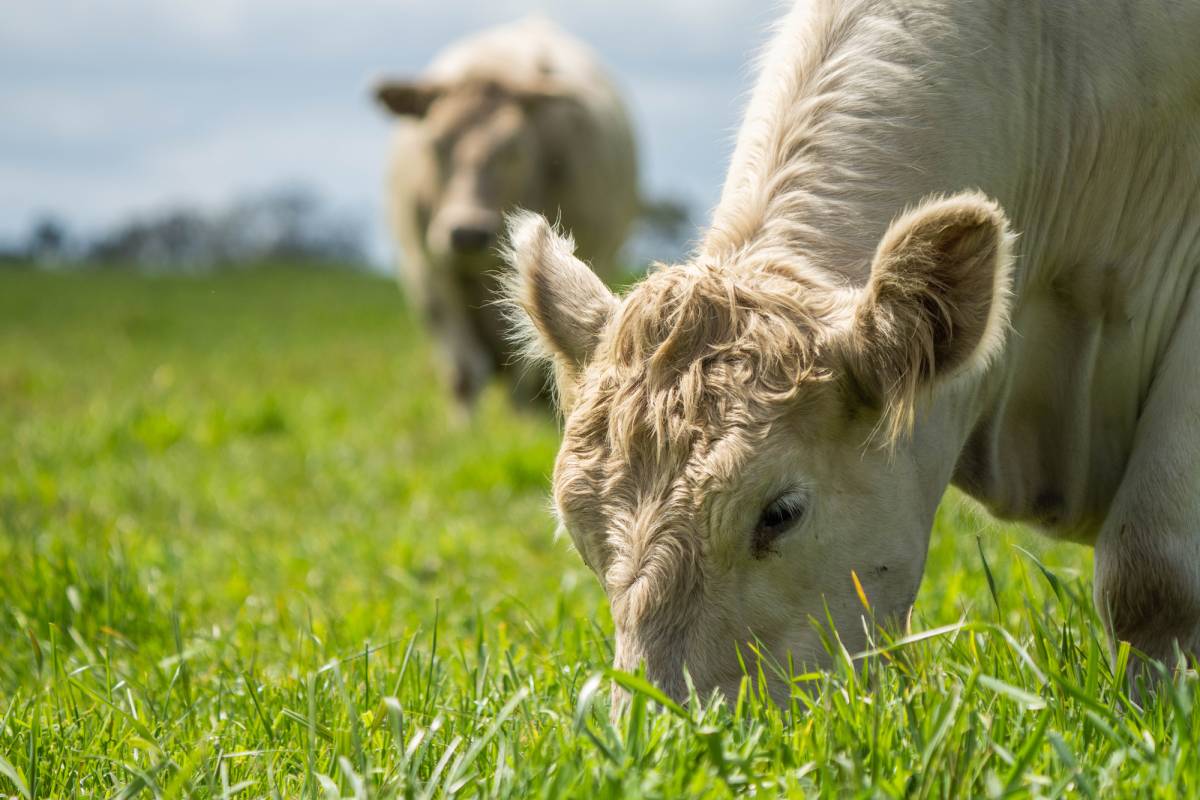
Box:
[505,0,1200,702]
[374,18,638,407]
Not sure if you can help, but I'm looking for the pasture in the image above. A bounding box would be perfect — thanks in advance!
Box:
[1,268,1197,798]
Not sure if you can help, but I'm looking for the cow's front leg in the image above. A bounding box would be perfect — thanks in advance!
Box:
[404,261,494,410]
[427,296,493,409]
[1094,303,1200,670]
[1094,519,1200,667]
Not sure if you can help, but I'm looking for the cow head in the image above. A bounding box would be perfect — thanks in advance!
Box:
[375,77,577,265]
[504,193,1013,704]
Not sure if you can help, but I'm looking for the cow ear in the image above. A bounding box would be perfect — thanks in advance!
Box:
[846,191,1014,438]
[503,210,617,376]
[373,79,441,117]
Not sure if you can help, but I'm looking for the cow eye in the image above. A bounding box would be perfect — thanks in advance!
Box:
[753,492,806,556]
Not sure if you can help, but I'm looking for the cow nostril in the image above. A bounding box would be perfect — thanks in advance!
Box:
[449,226,495,254]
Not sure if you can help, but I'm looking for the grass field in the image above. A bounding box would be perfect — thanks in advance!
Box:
[1,268,1197,798]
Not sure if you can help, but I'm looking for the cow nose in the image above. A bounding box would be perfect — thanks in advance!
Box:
[449,225,495,254]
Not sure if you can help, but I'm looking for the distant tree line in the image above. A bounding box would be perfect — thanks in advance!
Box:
[1,184,366,271]
[1,186,697,273]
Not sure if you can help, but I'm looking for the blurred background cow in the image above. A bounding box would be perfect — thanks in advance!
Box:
[373,18,639,407]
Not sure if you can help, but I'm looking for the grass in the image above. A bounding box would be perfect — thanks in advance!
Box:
[0,267,1197,798]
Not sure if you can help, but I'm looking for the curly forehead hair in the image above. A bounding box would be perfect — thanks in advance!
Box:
[562,258,845,486]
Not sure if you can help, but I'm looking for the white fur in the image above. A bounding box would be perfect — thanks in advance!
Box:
[508,0,1200,700]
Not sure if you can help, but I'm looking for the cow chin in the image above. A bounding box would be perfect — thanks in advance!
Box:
[609,601,898,712]
[608,637,822,712]
[609,608,825,710]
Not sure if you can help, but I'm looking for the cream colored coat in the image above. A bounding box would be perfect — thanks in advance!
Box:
[507,0,1200,703]
[377,18,637,405]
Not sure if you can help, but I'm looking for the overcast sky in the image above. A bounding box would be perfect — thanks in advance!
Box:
[1,0,780,263]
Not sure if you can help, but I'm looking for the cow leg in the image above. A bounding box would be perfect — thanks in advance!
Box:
[1094,302,1200,671]
[427,296,493,409]
[400,260,493,410]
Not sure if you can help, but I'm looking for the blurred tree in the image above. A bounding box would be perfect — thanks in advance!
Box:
[0,214,74,268]
[87,184,366,271]
[221,185,364,265]
[638,197,691,242]
[90,209,215,269]
[27,215,71,263]
[625,195,695,269]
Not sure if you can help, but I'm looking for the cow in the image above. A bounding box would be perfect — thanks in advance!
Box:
[504,0,1200,704]
[374,17,638,407]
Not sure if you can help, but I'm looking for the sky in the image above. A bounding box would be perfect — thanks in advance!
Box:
[1,0,780,264]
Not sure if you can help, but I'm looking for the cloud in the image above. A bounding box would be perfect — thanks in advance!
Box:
[0,1,777,258]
